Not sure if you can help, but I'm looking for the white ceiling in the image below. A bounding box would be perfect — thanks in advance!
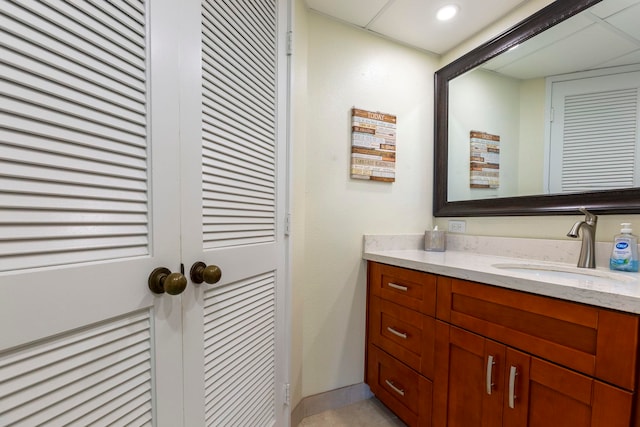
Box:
[304,0,530,55]
[482,0,640,79]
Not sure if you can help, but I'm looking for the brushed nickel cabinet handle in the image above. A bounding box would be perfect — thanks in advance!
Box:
[386,326,408,339]
[508,365,518,409]
[486,355,495,395]
[385,380,405,396]
[388,282,408,292]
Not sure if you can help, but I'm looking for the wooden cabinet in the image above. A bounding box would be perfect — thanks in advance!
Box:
[433,322,634,427]
[366,262,437,426]
[365,262,640,427]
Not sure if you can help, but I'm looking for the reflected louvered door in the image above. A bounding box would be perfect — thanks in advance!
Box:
[180,0,288,426]
[548,69,640,193]
[0,1,185,426]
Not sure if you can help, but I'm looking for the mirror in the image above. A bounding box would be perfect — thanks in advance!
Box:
[434,0,640,217]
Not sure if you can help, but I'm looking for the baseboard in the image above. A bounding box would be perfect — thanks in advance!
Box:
[290,383,373,426]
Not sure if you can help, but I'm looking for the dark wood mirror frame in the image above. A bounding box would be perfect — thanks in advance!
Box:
[434,0,640,217]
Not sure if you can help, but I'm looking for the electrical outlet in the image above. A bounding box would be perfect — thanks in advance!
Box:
[448,220,466,233]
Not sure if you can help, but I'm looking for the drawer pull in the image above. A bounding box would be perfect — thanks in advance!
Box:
[387,282,408,292]
[508,365,518,409]
[386,326,408,339]
[385,379,405,396]
[486,355,495,395]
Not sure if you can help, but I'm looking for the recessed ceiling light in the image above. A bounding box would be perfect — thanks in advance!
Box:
[436,4,459,21]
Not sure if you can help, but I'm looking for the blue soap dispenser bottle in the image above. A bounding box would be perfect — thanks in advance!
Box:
[610,223,639,272]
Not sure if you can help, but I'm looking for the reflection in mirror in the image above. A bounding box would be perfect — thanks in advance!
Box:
[435,0,640,216]
[448,0,640,202]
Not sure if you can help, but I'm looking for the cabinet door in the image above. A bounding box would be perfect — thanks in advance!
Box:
[503,348,633,427]
[434,322,505,427]
[367,344,433,427]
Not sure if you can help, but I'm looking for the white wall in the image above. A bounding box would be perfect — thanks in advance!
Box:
[290,0,308,410]
[296,11,438,397]
[518,78,545,195]
[448,71,547,201]
[448,69,521,201]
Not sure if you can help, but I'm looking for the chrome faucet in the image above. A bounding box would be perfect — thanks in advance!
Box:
[567,207,598,268]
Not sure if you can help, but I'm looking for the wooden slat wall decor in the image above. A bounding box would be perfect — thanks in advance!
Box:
[351,108,397,182]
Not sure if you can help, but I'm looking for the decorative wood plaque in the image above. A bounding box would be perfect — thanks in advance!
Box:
[350,108,397,182]
[470,130,500,188]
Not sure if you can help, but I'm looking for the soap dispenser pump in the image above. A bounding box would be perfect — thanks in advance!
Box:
[610,223,639,272]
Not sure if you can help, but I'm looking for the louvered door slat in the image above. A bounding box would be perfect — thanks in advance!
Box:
[1,47,145,114]
[0,312,153,426]
[204,101,275,146]
[203,153,274,182]
[202,164,272,189]
[204,181,274,201]
[0,13,143,92]
[203,272,275,426]
[0,178,146,203]
[205,133,274,170]
[2,162,146,191]
[45,0,146,50]
[0,130,146,168]
[204,119,275,157]
[561,88,638,192]
[201,0,276,253]
[1,65,146,126]
[1,82,145,136]
[202,7,274,92]
[7,361,151,426]
[0,34,143,106]
[2,145,146,180]
[0,0,149,271]
[0,210,147,224]
[212,1,275,76]
[207,330,273,397]
[2,97,145,147]
[17,1,145,69]
[93,0,144,24]
[218,1,273,57]
[69,382,151,426]
[202,46,274,115]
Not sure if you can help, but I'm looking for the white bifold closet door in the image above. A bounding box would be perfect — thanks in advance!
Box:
[548,69,640,193]
[180,0,288,426]
[0,0,184,426]
[0,0,288,426]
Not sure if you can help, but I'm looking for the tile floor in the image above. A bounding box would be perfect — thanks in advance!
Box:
[299,398,407,426]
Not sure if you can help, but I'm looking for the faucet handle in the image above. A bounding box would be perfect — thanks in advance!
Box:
[579,207,597,224]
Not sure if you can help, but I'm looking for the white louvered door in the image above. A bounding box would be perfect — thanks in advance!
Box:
[0,1,185,426]
[180,0,289,426]
[548,68,640,193]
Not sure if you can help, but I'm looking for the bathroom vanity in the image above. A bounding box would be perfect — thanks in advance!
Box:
[363,235,640,427]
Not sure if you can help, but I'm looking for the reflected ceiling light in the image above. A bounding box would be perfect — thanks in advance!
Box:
[508,44,519,51]
[436,4,459,21]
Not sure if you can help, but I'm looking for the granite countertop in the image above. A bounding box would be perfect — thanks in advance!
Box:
[363,234,640,314]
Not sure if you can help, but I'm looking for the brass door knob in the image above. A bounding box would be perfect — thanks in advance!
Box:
[190,261,222,284]
[148,267,188,295]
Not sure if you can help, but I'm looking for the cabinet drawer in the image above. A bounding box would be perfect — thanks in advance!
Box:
[369,296,435,378]
[437,276,640,390]
[367,344,432,427]
[368,262,436,316]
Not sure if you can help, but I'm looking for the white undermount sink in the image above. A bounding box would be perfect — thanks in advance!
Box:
[492,262,636,283]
